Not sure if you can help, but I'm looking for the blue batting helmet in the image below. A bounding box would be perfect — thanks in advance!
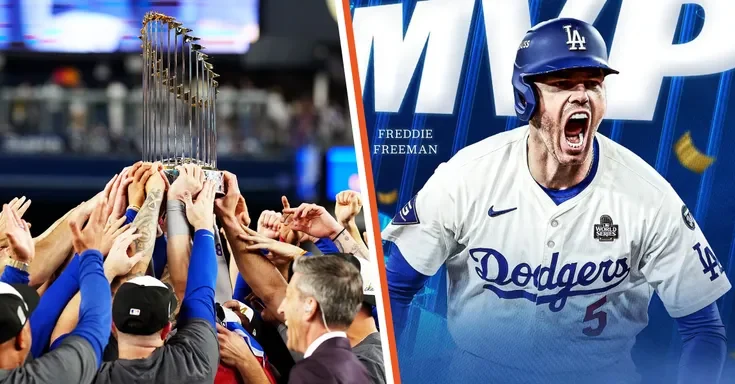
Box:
[512,18,618,122]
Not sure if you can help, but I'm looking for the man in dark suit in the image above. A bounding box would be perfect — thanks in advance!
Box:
[277,255,369,384]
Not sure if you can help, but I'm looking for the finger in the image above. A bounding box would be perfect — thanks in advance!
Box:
[240,225,260,236]
[223,300,241,310]
[127,252,144,265]
[15,198,31,218]
[139,167,155,185]
[69,220,83,240]
[183,191,194,208]
[336,191,346,204]
[296,203,312,219]
[2,204,12,225]
[244,243,271,251]
[9,206,23,228]
[10,196,25,212]
[208,181,217,200]
[110,172,123,196]
[257,212,267,227]
[216,323,229,334]
[129,161,143,176]
[159,170,171,189]
[222,171,239,195]
[117,233,142,250]
[103,174,118,199]
[90,198,107,227]
[110,221,130,237]
[23,221,31,236]
[281,195,290,210]
[6,197,19,211]
[133,163,148,181]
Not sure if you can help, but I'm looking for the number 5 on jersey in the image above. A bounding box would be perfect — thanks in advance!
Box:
[693,243,724,281]
[583,296,607,337]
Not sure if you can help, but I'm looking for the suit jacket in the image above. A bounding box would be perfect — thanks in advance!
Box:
[288,337,370,384]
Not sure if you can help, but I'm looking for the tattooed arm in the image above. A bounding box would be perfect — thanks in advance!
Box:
[122,187,165,280]
[332,229,370,260]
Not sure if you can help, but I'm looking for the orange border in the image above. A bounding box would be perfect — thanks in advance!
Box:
[340,1,402,383]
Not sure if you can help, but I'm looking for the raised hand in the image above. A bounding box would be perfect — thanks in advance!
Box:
[2,204,34,263]
[184,181,216,231]
[257,210,282,240]
[214,171,249,226]
[104,226,144,279]
[145,162,167,194]
[282,203,343,240]
[278,196,304,245]
[335,190,363,225]
[109,167,134,221]
[237,226,306,268]
[128,162,155,208]
[99,216,130,257]
[169,164,205,202]
[0,196,32,248]
[69,198,107,255]
[216,323,257,368]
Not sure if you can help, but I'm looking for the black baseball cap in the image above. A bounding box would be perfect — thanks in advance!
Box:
[0,282,40,343]
[325,253,377,307]
[113,276,177,336]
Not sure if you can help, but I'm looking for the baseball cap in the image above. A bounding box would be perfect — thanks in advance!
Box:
[113,276,177,336]
[0,282,40,343]
[327,253,377,307]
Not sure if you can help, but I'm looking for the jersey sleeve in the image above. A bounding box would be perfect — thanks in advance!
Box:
[381,162,461,276]
[163,319,219,382]
[3,336,98,384]
[639,189,731,318]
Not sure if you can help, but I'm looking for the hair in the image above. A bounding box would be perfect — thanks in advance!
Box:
[292,255,363,329]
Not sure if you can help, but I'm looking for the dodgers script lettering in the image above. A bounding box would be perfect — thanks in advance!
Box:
[352,0,735,120]
[470,248,630,312]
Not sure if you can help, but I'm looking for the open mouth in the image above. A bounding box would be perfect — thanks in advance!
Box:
[563,111,590,150]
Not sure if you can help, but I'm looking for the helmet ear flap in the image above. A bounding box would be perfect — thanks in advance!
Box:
[517,92,527,107]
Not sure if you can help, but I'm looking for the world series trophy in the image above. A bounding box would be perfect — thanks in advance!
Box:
[140,12,223,193]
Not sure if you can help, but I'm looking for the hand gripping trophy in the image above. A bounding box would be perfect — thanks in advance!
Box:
[140,12,223,193]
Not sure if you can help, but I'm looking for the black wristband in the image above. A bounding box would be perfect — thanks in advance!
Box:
[332,228,346,241]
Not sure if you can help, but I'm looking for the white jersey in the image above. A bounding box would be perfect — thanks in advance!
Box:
[382,126,731,382]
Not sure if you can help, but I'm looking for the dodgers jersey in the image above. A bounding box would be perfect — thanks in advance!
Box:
[382,126,731,381]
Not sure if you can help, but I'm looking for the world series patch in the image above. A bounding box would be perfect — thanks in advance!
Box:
[681,205,696,230]
[392,195,420,225]
[593,215,619,242]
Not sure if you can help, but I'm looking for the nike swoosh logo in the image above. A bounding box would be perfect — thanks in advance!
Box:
[488,206,517,217]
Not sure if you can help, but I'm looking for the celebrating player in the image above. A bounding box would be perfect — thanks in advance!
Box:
[383,17,730,384]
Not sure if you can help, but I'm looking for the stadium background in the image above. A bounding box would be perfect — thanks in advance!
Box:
[353,0,735,383]
[0,0,366,235]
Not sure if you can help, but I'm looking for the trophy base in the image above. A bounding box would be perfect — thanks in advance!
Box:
[163,166,225,196]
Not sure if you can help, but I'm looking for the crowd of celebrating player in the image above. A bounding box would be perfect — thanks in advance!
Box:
[0,161,383,384]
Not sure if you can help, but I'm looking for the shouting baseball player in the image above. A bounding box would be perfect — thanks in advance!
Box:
[382,17,730,384]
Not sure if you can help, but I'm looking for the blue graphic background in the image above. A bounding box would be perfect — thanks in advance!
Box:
[352,1,735,383]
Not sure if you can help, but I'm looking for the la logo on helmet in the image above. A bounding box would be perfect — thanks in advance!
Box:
[563,25,586,51]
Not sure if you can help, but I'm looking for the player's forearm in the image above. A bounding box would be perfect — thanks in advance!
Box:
[31,255,80,358]
[70,249,112,365]
[29,207,76,287]
[236,358,271,384]
[221,216,287,321]
[341,218,364,248]
[166,200,192,303]
[331,228,370,260]
[123,188,164,279]
[385,241,430,341]
[676,303,727,384]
